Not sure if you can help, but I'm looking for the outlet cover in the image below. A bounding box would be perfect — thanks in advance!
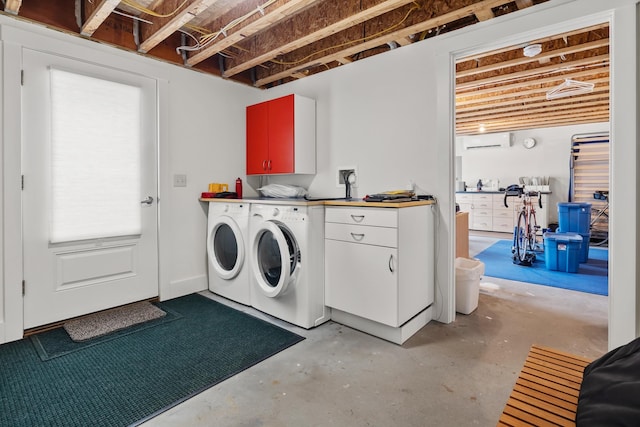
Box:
[173,174,187,187]
[337,166,358,187]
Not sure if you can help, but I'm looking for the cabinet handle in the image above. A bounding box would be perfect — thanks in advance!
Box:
[262,160,267,170]
[267,159,272,170]
[388,254,395,273]
[350,214,365,223]
[350,232,365,241]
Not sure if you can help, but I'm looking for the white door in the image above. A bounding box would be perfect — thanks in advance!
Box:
[22,49,159,329]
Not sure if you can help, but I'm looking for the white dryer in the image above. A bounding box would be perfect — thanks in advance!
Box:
[249,203,329,329]
[207,201,250,305]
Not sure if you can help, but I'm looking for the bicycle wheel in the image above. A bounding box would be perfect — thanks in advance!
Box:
[528,211,538,251]
[515,210,528,262]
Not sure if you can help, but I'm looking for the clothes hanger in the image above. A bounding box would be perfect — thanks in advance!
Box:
[546,79,595,100]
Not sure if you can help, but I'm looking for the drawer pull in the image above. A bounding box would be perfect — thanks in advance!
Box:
[350,232,365,241]
[388,254,395,272]
[262,160,267,170]
[350,214,365,222]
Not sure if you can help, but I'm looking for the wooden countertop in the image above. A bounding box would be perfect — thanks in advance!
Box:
[199,197,435,208]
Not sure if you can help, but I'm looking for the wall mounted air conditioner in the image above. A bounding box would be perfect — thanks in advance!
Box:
[462,132,513,150]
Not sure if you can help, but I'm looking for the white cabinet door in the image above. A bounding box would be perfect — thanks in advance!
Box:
[325,239,399,327]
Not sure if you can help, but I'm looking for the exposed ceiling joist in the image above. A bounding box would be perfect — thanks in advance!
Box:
[515,0,534,9]
[474,7,495,21]
[255,0,513,87]
[81,0,120,36]
[138,0,220,53]
[4,0,22,15]
[186,0,319,67]
[221,0,417,78]
[457,38,609,79]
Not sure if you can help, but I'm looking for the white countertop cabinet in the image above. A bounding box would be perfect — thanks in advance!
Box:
[324,205,434,342]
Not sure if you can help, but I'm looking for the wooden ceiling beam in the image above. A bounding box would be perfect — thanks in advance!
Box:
[457,98,610,120]
[457,100,610,122]
[515,0,533,9]
[138,0,221,53]
[456,53,609,90]
[456,69,609,99]
[456,77,609,107]
[221,0,416,78]
[4,0,22,14]
[186,0,320,67]
[255,0,512,87]
[457,23,608,63]
[474,7,495,22]
[456,38,609,79]
[456,84,609,111]
[395,37,413,47]
[81,0,120,36]
[456,114,610,134]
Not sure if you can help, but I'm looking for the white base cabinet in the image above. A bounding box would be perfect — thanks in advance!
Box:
[324,205,434,342]
[456,192,549,233]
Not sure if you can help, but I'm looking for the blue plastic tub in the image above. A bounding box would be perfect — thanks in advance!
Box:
[578,232,591,263]
[544,232,583,273]
[558,202,592,234]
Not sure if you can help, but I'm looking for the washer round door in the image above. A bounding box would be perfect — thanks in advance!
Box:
[207,216,245,280]
[251,221,299,298]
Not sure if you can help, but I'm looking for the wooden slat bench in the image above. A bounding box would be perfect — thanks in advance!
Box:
[498,344,594,427]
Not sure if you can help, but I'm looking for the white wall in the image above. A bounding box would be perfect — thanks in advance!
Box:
[0,17,258,342]
[245,0,639,347]
[460,122,609,222]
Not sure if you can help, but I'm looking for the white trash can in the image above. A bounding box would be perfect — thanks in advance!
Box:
[455,257,485,315]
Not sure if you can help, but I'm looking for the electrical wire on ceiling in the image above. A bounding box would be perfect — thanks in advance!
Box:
[174,0,279,54]
[120,0,190,18]
[269,1,421,67]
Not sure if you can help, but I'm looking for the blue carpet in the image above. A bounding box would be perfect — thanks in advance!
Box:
[474,239,608,296]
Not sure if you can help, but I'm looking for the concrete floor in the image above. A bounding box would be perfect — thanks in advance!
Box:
[144,233,608,427]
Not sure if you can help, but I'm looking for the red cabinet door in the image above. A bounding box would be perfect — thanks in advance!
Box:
[246,101,269,174]
[267,94,295,174]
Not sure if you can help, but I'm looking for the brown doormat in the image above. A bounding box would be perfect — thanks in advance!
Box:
[63,301,166,342]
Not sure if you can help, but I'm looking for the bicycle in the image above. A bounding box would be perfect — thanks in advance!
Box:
[590,190,609,246]
[504,186,543,265]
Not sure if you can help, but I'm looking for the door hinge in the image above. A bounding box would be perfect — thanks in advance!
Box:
[22,280,25,296]
[21,70,24,86]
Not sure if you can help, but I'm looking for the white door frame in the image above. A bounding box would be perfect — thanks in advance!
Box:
[436,0,638,350]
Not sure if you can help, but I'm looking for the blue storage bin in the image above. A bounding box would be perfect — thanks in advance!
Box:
[544,232,582,273]
[578,232,591,263]
[558,202,591,234]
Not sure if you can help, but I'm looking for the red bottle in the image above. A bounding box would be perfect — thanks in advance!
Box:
[235,177,243,199]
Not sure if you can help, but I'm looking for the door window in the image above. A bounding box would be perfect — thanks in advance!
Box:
[214,224,238,271]
[49,68,142,243]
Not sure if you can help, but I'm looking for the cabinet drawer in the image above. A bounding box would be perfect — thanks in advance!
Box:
[325,207,397,227]
[473,209,492,217]
[493,222,515,233]
[325,223,397,248]
[456,193,473,203]
[493,210,513,219]
[472,194,492,203]
[472,216,492,231]
[474,201,492,210]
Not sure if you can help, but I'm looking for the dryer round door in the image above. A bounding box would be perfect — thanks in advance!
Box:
[251,221,299,298]
[208,216,245,280]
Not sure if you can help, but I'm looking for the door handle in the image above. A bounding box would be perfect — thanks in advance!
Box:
[267,159,272,170]
[141,196,154,205]
[262,160,267,170]
[388,254,395,273]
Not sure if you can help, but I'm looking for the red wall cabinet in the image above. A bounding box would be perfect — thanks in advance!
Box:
[246,94,316,175]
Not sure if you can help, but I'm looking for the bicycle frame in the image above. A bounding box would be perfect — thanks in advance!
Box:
[504,188,543,264]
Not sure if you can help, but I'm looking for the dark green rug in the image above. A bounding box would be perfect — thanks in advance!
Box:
[0,294,305,427]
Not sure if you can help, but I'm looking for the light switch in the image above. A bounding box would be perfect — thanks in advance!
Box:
[173,174,187,187]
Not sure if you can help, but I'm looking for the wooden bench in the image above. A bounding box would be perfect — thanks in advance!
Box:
[498,344,593,427]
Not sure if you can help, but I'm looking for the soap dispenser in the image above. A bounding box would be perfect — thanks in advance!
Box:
[477,179,483,191]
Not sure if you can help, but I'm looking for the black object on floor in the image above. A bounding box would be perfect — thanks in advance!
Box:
[0,294,305,427]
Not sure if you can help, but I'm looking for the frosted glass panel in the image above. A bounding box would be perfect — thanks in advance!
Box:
[50,69,142,243]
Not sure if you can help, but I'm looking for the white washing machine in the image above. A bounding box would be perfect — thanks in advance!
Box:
[249,203,329,329]
[207,201,251,305]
